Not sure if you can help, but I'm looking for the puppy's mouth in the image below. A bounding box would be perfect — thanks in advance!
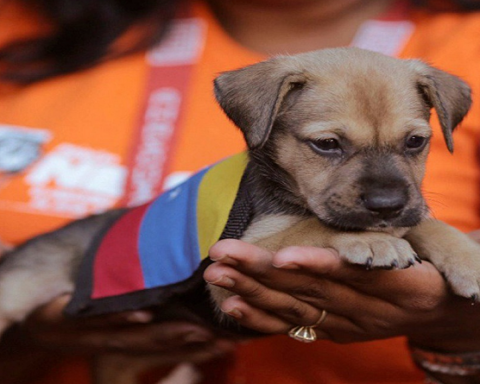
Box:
[314,205,426,232]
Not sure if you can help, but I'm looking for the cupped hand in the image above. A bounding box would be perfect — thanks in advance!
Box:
[204,238,480,352]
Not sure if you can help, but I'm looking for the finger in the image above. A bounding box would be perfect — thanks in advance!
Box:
[209,242,326,291]
[221,297,397,343]
[208,258,420,334]
[273,246,445,300]
[30,294,155,329]
[28,296,217,353]
[205,262,322,326]
[220,295,293,334]
[273,246,343,274]
[209,239,273,273]
[31,320,217,354]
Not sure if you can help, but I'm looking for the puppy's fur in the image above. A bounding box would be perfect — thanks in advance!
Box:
[0,48,480,382]
[209,47,480,306]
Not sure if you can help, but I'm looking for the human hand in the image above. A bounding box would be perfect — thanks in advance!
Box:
[0,294,235,384]
[21,294,235,360]
[204,239,480,352]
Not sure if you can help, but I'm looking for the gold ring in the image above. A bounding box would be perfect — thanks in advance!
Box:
[288,310,328,343]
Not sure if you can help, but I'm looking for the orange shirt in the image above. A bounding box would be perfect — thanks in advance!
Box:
[0,1,480,384]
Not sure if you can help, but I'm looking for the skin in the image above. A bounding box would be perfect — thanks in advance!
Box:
[207,0,395,54]
[204,233,480,384]
[0,294,235,384]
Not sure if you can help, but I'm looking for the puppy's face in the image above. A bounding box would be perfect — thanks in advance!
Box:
[271,67,432,231]
[215,48,472,231]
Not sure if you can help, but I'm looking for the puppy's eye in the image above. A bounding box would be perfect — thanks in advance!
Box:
[308,138,341,155]
[405,135,428,151]
[289,82,305,91]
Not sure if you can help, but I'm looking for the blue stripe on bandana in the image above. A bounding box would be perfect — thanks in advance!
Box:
[138,167,210,288]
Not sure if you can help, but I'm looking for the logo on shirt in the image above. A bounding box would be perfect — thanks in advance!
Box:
[0,125,51,174]
[25,143,127,216]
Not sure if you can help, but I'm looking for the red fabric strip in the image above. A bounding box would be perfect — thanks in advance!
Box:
[92,204,148,298]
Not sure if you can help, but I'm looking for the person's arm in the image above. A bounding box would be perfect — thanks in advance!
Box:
[204,238,480,384]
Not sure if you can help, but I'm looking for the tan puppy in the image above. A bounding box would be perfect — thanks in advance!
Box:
[0,47,479,383]
[209,47,480,307]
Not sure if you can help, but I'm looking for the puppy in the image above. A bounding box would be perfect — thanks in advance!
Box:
[0,48,479,380]
[209,47,480,307]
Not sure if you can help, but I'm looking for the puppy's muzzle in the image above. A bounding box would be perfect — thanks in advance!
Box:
[322,175,423,231]
[361,187,408,220]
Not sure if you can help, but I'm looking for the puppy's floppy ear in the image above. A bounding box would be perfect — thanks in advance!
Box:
[214,60,306,149]
[410,60,472,153]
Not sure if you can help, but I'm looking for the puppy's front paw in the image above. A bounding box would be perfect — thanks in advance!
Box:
[438,249,480,301]
[330,232,417,269]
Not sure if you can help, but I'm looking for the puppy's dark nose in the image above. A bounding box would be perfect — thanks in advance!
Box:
[361,189,407,219]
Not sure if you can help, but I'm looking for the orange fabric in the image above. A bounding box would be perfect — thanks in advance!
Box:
[1,1,480,384]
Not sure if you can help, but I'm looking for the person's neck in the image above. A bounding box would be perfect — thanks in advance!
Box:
[206,0,397,55]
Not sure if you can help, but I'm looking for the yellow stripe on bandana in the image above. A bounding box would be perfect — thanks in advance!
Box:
[196,152,249,259]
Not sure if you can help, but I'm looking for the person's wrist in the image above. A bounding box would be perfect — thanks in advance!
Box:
[408,342,480,384]
[408,334,480,354]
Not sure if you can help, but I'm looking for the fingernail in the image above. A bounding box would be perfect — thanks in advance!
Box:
[206,276,235,288]
[272,262,300,270]
[209,254,238,266]
[222,308,243,319]
[125,311,153,323]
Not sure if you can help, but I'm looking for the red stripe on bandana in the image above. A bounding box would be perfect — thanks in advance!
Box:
[92,204,148,298]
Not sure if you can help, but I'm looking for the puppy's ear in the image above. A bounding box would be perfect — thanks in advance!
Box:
[410,61,472,153]
[214,60,306,149]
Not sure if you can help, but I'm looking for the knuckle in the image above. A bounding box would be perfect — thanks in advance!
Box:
[291,283,327,301]
[282,302,310,323]
[369,317,395,335]
[242,282,265,298]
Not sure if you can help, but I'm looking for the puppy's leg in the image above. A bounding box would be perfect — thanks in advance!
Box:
[0,210,123,336]
[250,217,417,269]
[405,219,480,299]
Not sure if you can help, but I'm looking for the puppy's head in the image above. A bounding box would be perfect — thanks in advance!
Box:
[214,48,472,231]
